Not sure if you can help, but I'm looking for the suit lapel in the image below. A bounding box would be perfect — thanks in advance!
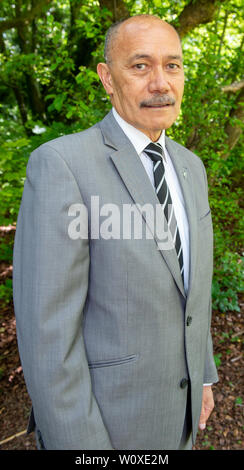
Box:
[99,111,186,298]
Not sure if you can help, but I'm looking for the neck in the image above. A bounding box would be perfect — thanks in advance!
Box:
[138,129,162,142]
[112,107,163,142]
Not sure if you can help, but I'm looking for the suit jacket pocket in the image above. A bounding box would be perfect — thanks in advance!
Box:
[88,354,138,369]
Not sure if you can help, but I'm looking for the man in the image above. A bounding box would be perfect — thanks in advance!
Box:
[13,15,218,450]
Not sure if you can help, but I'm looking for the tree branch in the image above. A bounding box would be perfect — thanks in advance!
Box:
[0,0,51,34]
[222,80,244,93]
[174,0,224,38]
[217,9,229,57]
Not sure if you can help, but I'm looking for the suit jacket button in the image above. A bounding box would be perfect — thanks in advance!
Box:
[186,316,192,326]
[180,378,188,389]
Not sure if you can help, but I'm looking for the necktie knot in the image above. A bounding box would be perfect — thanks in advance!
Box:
[144,142,164,163]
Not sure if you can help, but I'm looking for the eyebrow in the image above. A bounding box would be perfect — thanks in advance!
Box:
[167,55,183,62]
[129,54,152,62]
[128,54,183,62]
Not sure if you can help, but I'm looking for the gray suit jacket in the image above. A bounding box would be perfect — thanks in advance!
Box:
[13,110,218,450]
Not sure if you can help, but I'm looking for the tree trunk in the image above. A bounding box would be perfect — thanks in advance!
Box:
[0,33,6,53]
[223,89,244,159]
[174,0,221,38]
[15,0,46,121]
[25,74,46,121]
[99,0,129,22]
[12,87,33,136]
[68,0,96,70]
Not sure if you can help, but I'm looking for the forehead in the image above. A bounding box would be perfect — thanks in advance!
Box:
[112,19,182,61]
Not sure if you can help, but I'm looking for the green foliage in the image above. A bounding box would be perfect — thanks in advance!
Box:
[214,353,222,368]
[0,136,30,225]
[235,397,243,405]
[0,240,14,265]
[219,331,243,344]
[212,252,243,312]
[0,279,13,306]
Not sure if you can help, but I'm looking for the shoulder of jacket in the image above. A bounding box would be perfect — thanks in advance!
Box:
[166,136,204,166]
[33,124,101,156]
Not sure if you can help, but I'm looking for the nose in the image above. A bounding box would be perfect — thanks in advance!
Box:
[148,66,171,94]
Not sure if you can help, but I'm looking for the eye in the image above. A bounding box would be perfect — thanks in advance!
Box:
[134,63,147,70]
[167,63,180,70]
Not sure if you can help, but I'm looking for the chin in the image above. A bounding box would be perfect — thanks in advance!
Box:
[161,122,175,130]
[149,119,175,131]
[147,113,176,129]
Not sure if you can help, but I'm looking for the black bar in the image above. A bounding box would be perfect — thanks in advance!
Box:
[0,450,243,466]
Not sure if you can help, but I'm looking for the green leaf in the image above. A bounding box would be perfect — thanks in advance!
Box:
[235,397,243,405]
[214,354,222,368]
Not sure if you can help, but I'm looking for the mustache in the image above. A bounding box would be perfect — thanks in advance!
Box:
[140,95,175,107]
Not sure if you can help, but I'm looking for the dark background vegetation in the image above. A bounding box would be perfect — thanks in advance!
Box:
[0,0,243,450]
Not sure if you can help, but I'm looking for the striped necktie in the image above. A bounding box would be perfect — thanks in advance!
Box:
[144,142,184,281]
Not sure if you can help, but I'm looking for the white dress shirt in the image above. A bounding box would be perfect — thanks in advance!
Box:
[112,107,190,294]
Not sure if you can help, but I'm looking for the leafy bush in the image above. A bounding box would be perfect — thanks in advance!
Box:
[212,252,243,312]
[0,279,13,307]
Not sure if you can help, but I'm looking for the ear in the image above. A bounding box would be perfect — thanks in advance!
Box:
[97,62,114,96]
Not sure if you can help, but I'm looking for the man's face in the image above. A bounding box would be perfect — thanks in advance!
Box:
[97,18,185,140]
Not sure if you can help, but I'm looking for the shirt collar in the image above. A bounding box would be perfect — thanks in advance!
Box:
[112,107,166,157]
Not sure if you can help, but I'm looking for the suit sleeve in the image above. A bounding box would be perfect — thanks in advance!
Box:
[203,300,219,384]
[200,161,219,385]
[13,144,113,449]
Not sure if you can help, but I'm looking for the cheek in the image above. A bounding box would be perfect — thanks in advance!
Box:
[173,79,184,97]
[111,75,149,110]
[116,85,139,108]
